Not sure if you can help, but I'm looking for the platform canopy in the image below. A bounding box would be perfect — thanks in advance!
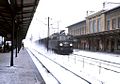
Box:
[0,0,40,41]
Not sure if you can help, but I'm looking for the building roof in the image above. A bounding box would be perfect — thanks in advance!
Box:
[104,5,120,14]
[66,20,86,28]
[86,10,106,19]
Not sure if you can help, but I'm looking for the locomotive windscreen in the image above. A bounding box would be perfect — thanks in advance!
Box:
[59,35,73,41]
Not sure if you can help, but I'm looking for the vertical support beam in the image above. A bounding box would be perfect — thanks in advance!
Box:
[17,29,20,53]
[10,17,15,66]
[15,27,18,57]
[114,37,117,52]
[15,42,17,57]
[3,37,6,52]
[47,17,50,51]
[101,38,104,51]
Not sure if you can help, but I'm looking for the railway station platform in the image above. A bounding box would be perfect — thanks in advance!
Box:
[0,49,45,84]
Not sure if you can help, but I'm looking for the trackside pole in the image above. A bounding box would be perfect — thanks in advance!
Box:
[47,17,50,51]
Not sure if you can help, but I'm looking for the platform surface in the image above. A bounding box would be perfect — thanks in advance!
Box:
[0,49,45,84]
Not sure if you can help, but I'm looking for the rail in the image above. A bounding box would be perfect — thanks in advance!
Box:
[69,53,120,74]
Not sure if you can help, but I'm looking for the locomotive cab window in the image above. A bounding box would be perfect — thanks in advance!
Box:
[59,36,66,40]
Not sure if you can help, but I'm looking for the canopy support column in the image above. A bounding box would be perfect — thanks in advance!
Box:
[10,17,15,66]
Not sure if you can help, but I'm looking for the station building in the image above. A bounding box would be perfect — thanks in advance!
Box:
[67,6,120,53]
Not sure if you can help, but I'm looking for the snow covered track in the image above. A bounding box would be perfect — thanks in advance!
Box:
[27,49,60,84]
[72,54,120,73]
[27,48,99,84]
[25,43,120,84]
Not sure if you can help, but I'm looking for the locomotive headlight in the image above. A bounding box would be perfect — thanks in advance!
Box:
[59,43,63,46]
[70,43,73,46]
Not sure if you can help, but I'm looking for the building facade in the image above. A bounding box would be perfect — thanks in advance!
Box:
[67,6,120,53]
[67,20,86,49]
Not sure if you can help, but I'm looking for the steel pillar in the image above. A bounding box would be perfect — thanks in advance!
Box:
[10,17,15,66]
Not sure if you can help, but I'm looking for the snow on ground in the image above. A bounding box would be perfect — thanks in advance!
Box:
[31,49,89,84]
[25,41,120,84]
[27,49,59,84]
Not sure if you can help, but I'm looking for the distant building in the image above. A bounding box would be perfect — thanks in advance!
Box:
[67,20,86,48]
[67,5,120,53]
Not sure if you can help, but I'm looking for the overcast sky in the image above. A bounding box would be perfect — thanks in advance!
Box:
[26,0,120,40]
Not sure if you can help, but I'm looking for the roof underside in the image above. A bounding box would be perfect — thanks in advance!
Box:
[0,0,40,40]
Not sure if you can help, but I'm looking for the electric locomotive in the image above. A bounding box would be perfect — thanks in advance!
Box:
[48,30,73,54]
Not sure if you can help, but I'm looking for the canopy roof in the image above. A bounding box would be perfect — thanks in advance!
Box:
[0,0,40,40]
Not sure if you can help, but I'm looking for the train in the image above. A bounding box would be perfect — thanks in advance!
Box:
[48,30,74,54]
[40,30,74,55]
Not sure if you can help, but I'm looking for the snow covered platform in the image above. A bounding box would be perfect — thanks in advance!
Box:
[0,49,45,84]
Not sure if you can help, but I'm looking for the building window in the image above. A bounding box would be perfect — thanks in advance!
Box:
[73,29,75,35]
[118,17,120,28]
[97,18,101,32]
[82,27,84,34]
[81,28,83,34]
[79,28,80,35]
[112,18,116,29]
[80,27,81,35]
[89,20,93,33]
[107,20,110,30]
[93,20,96,33]
[84,25,86,34]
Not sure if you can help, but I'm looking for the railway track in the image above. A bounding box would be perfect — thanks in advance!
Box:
[27,48,60,84]
[27,48,103,84]
[72,53,120,73]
